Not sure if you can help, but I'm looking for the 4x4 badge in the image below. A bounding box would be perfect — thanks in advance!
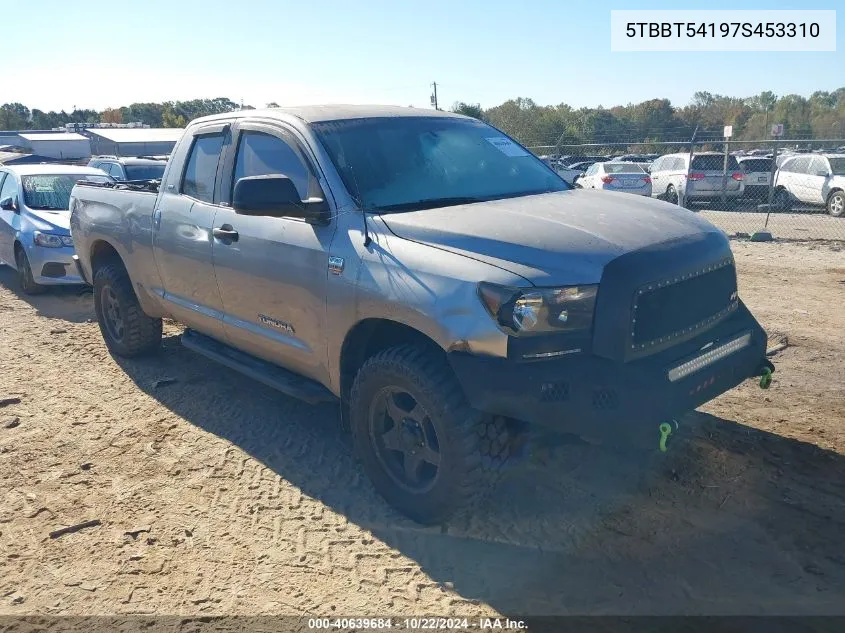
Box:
[328,255,345,274]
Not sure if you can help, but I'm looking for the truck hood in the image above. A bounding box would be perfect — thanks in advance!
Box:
[379,190,724,285]
[24,208,71,232]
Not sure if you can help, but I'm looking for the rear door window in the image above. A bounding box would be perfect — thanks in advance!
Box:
[808,157,829,176]
[789,156,812,174]
[182,134,226,203]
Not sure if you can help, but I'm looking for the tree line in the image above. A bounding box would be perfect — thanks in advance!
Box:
[453,88,845,149]
[0,98,263,133]
[2,90,843,150]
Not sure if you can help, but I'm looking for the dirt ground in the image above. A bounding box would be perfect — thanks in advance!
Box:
[1,240,844,620]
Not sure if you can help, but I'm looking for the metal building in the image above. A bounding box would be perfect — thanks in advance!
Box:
[85,128,183,157]
[17,133,91,159]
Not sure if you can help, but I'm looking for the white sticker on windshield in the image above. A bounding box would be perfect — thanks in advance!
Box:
[485,137,529,157]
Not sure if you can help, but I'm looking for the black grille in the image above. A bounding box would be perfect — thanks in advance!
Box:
[540,382,569,403]
[632,261,737,348]
[591,388,619,411]
[40,262,68,278]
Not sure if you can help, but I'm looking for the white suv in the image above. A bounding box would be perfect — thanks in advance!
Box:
[772,154,845,217]
[650,152,744,207]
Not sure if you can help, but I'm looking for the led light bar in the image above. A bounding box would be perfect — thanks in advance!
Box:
[667,333,751,383]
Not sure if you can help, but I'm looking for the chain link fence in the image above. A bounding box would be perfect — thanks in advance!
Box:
[528,139,845,242]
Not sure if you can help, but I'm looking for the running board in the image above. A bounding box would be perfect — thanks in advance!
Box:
[181,329,336,405]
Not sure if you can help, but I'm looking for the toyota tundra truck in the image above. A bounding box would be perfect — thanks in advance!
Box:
[69,106,774,524]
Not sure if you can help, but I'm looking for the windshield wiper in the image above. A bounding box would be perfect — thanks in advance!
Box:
[30,206,66,211]
[374,196,485,213]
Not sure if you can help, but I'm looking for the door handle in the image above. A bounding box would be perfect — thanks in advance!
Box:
[212,225,239,242]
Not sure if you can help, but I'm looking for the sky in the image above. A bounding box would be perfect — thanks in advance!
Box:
[7,0,844,113]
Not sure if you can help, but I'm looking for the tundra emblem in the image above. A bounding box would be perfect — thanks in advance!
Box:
[258,314,295,335]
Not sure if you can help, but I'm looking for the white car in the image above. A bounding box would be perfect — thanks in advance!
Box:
[772,154,845,216]
[575,162,652,197]
[0,165,112,292]
[737,156,774,201]
[649,152,744,207]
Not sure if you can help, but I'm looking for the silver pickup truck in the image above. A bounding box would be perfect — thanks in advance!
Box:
[69,106,774,524]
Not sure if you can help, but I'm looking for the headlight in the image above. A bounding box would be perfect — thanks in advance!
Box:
[478,282,598,335]
[33,231,67,248]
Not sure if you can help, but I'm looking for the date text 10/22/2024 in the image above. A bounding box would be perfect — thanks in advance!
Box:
[307,617,527,630]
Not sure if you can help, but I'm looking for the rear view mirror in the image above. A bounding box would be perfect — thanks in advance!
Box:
[233,175,329,224]
[0,196,16,211]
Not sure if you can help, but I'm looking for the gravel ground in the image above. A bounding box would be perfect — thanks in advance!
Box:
[700,208,845,241]
[1,240,844,620]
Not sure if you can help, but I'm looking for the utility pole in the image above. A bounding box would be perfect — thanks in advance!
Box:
[430,82,439,110]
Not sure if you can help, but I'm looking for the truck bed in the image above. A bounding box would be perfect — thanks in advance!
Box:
[69,180,161,294]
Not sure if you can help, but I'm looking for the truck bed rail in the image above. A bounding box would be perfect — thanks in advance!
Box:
[76,179,161,193]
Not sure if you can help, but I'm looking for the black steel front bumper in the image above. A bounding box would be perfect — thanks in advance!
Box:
[448,302,771,440]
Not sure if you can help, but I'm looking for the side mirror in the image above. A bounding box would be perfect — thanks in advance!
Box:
[0,196,16,211]
[232,175,329,224]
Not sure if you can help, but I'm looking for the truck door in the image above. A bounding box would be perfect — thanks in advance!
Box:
[210,122,336,384]
[151,122,231,340]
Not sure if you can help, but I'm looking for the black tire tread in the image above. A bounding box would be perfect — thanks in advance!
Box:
[14,245,46,295]
[827,190,844,217]
[349,345,488,524]
[93,262,162,357]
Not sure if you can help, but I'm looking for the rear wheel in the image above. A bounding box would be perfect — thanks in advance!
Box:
[14,245,45,295]
[773,188,791,212]
[350,345,487,525]
[93,262,162,357]
[827,190,844,217]
[665,185,679,205]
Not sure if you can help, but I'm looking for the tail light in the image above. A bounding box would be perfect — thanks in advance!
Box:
[731,172,744,181]
[687,172,705,181]
[600,176,614,184]
[643,176,652,184]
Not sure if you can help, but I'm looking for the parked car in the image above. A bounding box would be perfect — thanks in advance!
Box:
[554,160,597,184]
[88,155,168,182]
[558,155,609,168]
[649,152,744,207]
[69,106,773,524]
[772,153,845,216]
[574,162,652,197]
[737,156,774,201]
[0,165,113,293]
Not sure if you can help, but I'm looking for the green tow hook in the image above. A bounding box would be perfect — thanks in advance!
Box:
[759,367,773,390]
[658,422,673,453]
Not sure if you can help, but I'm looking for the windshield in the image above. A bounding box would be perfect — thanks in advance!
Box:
[125,164,166,180]
[22,174,112,210]
[828,158,845,175]
[312,116,569,212]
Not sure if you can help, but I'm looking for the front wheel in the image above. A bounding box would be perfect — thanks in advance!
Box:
[14,246,45,295]
[93,262,162,357]
[827,191,844,217]
[350,346,487,525]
